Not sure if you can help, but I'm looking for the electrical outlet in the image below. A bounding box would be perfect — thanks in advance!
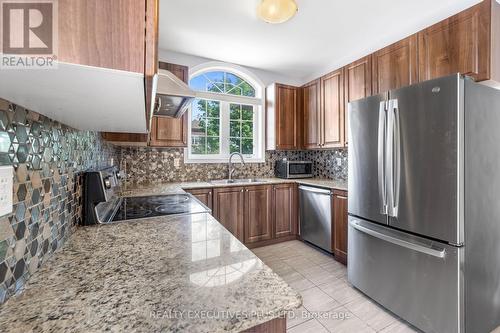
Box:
[336,158,342,167]
[173,158,181,168]
[0,166,13,217]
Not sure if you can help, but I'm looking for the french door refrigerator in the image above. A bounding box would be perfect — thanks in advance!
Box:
[347,74,500,333]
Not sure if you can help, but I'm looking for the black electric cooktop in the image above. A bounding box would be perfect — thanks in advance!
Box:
[111,194,209,221]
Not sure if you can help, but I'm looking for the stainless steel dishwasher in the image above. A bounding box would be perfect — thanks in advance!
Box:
[299,185,332,253]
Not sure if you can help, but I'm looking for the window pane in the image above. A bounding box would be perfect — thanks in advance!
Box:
[242,139,253,154]
[230,104,241,120]
[225,73,243,87]
[230,121,240,137]
[240,81,256,97]
[189,71,256,97]
[207,100,220,117]
[191,136,206,154]
[191,100,206,136]
[189,75,209,92]
[241,121,253,138]
[192,100,207,121]
[204,71,225,83]
[206,137,220,154]
[191,99,220,155]
[225,83,242,96]
[191,120,205,136]
[230,138,241,153]
[207,118,220,136]
[241,105,253,121]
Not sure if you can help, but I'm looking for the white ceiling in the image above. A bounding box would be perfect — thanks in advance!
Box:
[159,0,481,84]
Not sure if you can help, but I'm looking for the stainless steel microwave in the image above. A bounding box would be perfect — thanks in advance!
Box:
[275,160,313,179]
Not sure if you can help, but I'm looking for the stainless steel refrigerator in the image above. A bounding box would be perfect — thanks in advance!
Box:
[347,74,500,333]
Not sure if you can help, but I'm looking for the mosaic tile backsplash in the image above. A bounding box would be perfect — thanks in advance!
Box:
[119,147,347,186]
[0,98,117,304]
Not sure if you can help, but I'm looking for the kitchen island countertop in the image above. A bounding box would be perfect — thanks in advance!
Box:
[0,213,301,332]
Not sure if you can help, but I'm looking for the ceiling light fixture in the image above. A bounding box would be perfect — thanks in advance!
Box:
[257,0,298,24]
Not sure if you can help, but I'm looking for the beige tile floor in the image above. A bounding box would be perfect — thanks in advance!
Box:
[251,240,421,333]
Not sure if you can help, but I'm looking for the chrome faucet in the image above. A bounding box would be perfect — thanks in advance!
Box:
[228,152,245,181]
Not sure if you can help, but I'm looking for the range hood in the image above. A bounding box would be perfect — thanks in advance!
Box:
[153,69,196,118]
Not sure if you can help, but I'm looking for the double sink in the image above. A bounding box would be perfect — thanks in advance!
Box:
[210,178,270,185]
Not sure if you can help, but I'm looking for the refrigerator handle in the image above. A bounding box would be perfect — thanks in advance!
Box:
[377,101,387,215]
[350,220,446,258]
[392,99,401,217]
[386,99,395,217]
[387,99,401,218]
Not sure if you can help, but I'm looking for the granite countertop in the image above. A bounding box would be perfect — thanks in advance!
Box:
[120,177,347,197]
[0,213,301,332]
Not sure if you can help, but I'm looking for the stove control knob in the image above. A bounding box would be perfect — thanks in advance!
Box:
[103,176,112,189]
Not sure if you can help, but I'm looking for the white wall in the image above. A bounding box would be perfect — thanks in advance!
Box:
[158,49,303,86]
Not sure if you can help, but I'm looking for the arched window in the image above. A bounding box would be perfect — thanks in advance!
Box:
[186,63,265,163]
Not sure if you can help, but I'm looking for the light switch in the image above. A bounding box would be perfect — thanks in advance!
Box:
[336,158,342,167]
[0,165,13,217]
[174,158,181,168]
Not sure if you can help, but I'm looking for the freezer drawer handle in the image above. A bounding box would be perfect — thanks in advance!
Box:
[350,220,446,258]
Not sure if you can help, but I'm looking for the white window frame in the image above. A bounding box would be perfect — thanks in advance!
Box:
[185,62,265,164]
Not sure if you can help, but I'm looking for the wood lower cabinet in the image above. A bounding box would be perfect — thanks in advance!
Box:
[372,35,418,94]
[418,0,499,83]
[213,187,245,242]
[185,188,213,211]
[273,183,298,238]
[244,185,273,244]
[332,191,348,265]
[266,83,300,150]
[211,184,298,247]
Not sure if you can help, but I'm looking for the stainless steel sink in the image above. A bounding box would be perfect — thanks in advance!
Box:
[210,178,269,185]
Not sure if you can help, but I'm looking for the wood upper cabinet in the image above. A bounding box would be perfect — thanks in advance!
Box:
[266,83,300,150]
[213,187,245,242]
[303,80,321,149]
[58,0,157,73]
[149,62,189,147]
[418,0,499,83]
[273,183,297,238]
[185,188,213,211]
[344,56,373,106]
[372,35,418,94]
[344,56,372,146]
[332,190,348,265]
[321,69,345,148]
[244,185,273,244]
